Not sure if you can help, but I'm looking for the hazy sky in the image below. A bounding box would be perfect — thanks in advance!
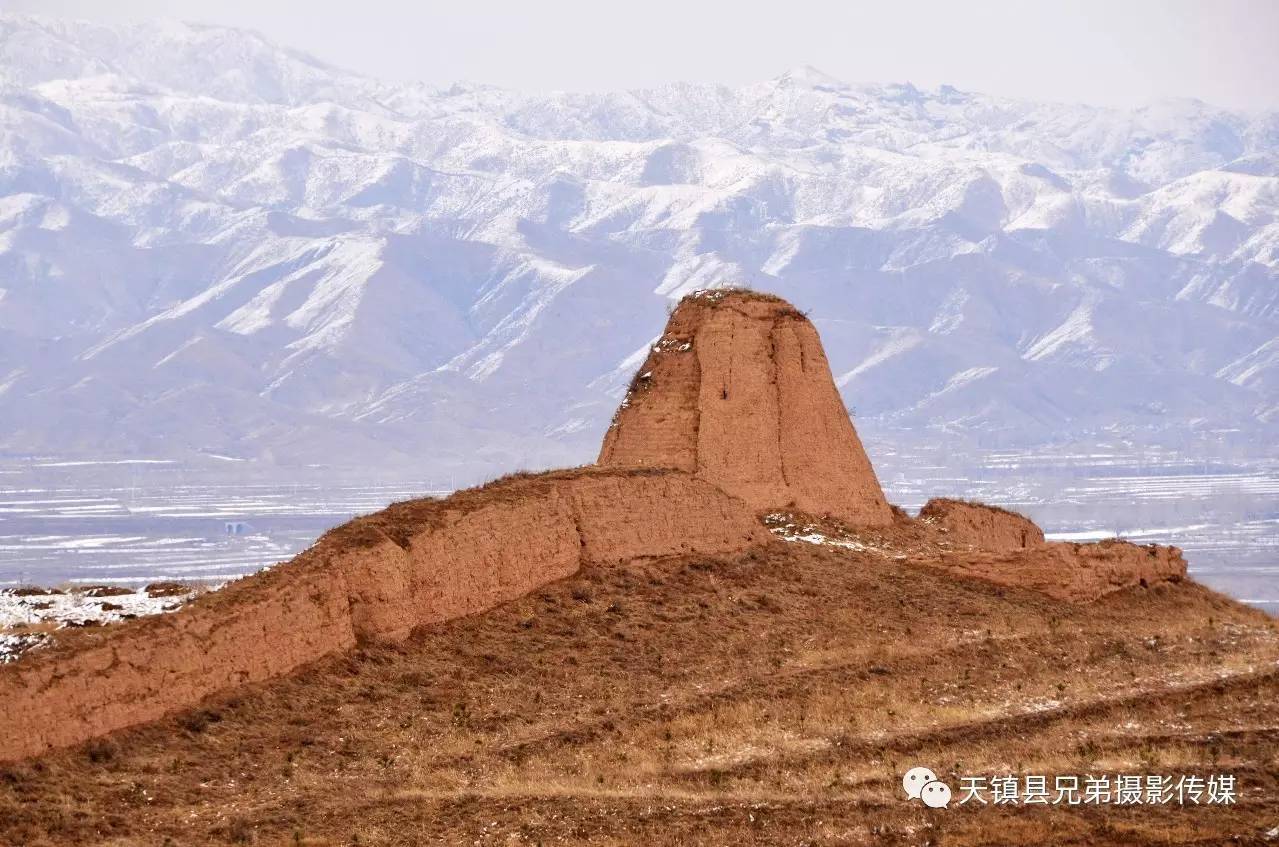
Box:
[9,0,1279,109]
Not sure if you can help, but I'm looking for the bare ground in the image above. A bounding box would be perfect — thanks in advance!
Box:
[2,539,1277,846]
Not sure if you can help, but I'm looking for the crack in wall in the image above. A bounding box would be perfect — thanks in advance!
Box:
[691,325,704,473]
[723,317,736,402]
[769,318,791,490]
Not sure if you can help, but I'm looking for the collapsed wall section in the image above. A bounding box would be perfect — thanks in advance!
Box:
[934,539,1187,602]
[909,498,1181,600]
[919,498,1045,551]
[0,468,767,762]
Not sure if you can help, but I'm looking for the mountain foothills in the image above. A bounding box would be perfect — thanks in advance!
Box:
[0,15,1277,474]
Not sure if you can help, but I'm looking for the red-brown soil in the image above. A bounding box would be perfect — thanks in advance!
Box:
[850,504,1186,602]
[919,498,1046,550]
[934,538,1188,602]
[0,289,1252,847]
[0,539,1274,846]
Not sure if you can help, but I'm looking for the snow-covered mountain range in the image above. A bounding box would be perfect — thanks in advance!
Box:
[1,14,1276,478]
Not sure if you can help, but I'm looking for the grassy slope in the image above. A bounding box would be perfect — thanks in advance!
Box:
[1,540,1276,846]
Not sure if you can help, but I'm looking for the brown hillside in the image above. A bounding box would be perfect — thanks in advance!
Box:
[0,287,1255,847]
[0,537,1274,846]
[599,289,894,526]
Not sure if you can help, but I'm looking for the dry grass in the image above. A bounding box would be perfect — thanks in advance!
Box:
[1,541,1276,846]
[680,287,808,318]
[918,497,1035,521]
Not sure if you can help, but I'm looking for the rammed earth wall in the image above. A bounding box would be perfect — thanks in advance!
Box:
[599,291,893,527]
[919,498,1046,551]
[0,468,767,761]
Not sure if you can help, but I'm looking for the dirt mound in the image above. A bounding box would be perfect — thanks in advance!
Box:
[767,507,1186,602]
[935,538,1188,602]
[919,498,1046,550]
[598,289,893,526]
[908,499,1182,598]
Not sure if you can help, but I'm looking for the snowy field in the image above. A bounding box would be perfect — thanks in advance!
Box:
[0,459,449,590]
[0,447,1274,615]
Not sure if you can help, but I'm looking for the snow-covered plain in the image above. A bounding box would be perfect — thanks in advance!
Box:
[0,16,1275,608]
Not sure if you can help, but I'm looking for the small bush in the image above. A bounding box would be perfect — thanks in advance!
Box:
[85,739,117,764]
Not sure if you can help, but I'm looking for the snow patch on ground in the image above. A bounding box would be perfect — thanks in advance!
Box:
[0,584,206,663]
[763,512,881,554]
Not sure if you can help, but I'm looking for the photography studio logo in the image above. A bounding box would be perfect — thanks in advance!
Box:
[902,766,1238,809]
[903,766,952,809]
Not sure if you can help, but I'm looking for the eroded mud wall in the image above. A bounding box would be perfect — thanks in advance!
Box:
[0,470,766,761]
[936,539,1187,602]
[919,498,1046,551]
[600,291,893,526]
[0,565,356,761]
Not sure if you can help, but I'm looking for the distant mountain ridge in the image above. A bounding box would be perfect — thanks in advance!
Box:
[0,14,1275,476]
